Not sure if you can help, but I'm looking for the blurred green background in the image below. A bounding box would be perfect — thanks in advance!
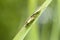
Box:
[0,0,60,40]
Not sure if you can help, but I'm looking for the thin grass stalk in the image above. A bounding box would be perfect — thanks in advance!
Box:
[13,0,52,40]
[50,0,60,40]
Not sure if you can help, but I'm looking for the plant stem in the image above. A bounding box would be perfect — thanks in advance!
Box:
[13,0,52,40]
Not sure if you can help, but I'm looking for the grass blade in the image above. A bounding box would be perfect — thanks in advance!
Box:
[13,0,52,40]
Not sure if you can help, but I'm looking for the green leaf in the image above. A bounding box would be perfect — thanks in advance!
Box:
[13,0,52,40]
